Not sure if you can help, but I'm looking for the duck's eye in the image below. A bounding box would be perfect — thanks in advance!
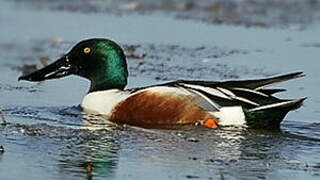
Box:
[83,47,91,54]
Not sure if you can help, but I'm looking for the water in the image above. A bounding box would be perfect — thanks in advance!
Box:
[0,0,320,179]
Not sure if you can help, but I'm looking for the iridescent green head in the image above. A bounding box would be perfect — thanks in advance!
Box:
[19,38,129,92]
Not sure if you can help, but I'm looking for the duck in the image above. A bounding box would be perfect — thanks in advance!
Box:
[18,38,305,129]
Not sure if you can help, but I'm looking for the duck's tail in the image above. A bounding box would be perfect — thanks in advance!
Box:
[244,98,306,129]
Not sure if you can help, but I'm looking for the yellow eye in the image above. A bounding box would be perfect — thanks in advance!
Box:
[83,47,91,54]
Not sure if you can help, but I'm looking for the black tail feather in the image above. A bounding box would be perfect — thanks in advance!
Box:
[220,72,305,90]
[258,88,286,95]
[245,98,306,129]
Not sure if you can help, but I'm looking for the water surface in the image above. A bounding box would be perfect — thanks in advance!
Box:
[0,0,320,179]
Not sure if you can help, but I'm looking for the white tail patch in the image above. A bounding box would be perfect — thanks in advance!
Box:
[212,106,246,126]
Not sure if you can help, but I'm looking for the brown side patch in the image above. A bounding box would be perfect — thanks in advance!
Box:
[110,90,213,127]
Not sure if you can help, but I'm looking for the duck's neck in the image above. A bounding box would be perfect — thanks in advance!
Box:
[89,81,124,92]
[89,50,128,92]
[89,65,128,92]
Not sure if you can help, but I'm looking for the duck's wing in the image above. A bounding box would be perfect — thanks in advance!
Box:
[160,72,304,108]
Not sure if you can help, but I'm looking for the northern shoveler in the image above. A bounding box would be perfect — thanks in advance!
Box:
[19,38,305,129]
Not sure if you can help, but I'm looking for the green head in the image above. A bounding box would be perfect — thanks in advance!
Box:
[19,38,129,92]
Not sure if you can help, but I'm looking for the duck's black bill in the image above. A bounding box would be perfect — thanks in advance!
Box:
[18,55,75,82]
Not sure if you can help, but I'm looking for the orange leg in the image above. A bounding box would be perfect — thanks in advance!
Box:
[203,118,218,129]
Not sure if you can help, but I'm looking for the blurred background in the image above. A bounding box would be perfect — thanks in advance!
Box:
[1,0,320,180]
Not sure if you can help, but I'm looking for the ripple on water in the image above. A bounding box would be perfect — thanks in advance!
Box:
[1,105,320,179]
[0,0,319,178]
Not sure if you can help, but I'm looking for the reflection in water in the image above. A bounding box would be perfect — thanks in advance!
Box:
[1,106,320,179]
[57,128,120,180]
[2,106,121,179]
[56,110,121,179]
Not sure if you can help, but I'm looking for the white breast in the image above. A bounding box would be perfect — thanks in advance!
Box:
[81,89,130,116]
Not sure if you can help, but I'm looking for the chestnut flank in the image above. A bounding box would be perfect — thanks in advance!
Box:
[110,91,215,127]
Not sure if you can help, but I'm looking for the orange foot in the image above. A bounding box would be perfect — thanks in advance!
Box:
[204,118,218,129]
